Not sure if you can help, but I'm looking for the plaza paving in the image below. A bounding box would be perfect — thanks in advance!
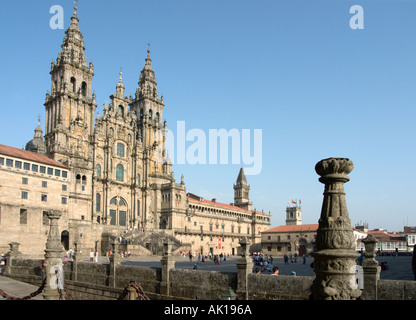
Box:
[85,254,415,280]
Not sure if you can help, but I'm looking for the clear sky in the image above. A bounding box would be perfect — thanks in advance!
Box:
[1,0,415,232]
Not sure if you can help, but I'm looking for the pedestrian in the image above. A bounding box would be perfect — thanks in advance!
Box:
[94,251,98,263]
[302,254,306,264]
[412,244,416,281]
[90,249,94,262]
[272,266,279,275]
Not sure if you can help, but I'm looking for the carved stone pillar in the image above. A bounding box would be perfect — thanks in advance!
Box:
[108,240,121,288]
[361,234,380,300]
[236,237,253,300]
[160,239,175,296]
[42,210,64,300]
[310,158,361,300]
[71,242,82,281]
[4,242,22,275]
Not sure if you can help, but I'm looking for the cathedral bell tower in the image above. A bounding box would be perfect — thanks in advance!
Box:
[233,168,252,211]
[44,5,96,166]
[129,49,168,175]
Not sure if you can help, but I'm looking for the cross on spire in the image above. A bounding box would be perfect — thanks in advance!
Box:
[74,0,78,15]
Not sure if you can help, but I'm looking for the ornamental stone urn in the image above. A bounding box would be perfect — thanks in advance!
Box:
[310,158,362,300]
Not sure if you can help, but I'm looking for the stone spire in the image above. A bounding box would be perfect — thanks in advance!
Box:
[233,168,252,210]
[115,71,125,97]
[56,4,88,69]
[236,168,247,186]
[137,49,159,101]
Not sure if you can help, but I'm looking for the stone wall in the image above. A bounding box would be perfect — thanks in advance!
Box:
[248,274,313,300]
[377,280,416,300]
[3,256,416,300]
[169,269,237,300]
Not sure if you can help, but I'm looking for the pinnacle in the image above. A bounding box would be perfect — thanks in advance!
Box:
[236,168,247,185]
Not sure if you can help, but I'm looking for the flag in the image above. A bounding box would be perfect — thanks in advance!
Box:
[299,199,301,205]
[291,200,296,204]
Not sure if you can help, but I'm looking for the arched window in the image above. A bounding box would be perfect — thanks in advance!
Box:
[71,77,76,93]
[116,164,124,182]
[96,164,101,177]
[149,109,152,119]
[76,174,81,184]
[81,81,87,97]
[156,112,160,123]
[116,143,125,157]
[82,175,87,185]
[119,198,127,207]
[118,105,124,117]
[108,196,127,226]
[137,173,141,186]
[140,109,144,120]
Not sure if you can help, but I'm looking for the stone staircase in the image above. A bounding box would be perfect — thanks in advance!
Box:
[118,229,187,256]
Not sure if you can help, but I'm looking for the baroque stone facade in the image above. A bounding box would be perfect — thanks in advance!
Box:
[0,6,270,256]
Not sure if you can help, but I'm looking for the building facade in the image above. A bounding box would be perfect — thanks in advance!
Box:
[261,205,317,256]
[261,206,369,256]
[0,6,270,256]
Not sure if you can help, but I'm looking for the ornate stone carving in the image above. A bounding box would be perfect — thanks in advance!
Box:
[310,158,361,300]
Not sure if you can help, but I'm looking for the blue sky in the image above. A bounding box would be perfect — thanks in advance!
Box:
[0,0,415,231]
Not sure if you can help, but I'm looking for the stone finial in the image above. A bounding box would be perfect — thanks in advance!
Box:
[362,234,379,267]
[310,158,361,300]
[162,239,174,256]
[238,237,251,257]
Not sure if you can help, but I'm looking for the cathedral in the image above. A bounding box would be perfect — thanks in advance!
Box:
[0,6,271,256]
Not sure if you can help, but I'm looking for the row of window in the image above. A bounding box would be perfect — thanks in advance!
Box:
[21,191,67,204]
[95,196,141,227]
[70,77,88,97]
[96,163,141,184]
[139,109,160,122]
[188,204,251,219]
[183,222,249,235]
[0,157,67,178]
[19,209,60,225]
[21,178,68,191]
[266,234,314,241]
[96,163,125,181]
